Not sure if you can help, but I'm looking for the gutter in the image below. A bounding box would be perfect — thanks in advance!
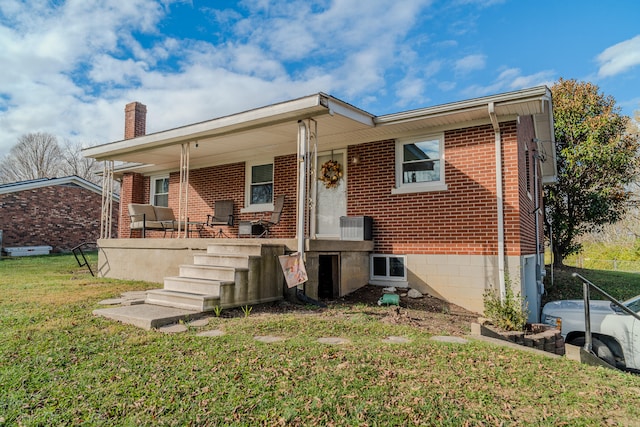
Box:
[488,102,506,301]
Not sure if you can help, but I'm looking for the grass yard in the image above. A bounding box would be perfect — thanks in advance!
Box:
[1,254,640,426]
[544,266,640,304]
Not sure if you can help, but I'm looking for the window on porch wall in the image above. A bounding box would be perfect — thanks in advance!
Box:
[150,176,169,207]
[251,163,273,204]
[242,161,274,213]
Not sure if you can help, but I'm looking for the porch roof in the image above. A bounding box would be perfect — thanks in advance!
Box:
[83,86,556,181]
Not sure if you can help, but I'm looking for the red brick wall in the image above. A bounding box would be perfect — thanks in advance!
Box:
[119,155,298,238]
[116,120,541,250]
[347,122,528,256]
[269,154,297,238]
[501,121,521,256]
[0,185,118,252]
[118,173,146,238]
[516,116,544,255]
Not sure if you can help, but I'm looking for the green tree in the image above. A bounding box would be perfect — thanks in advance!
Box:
[545,79,640,266]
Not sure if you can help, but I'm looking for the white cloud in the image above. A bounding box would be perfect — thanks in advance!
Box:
[395,76,428,107]
[454,54,486,74]
[0,0,438,158]
[3,0,570,162]
[597,35,640,78]
[461,67,555,98]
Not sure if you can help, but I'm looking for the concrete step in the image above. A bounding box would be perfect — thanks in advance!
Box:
[206,243,262,256]
[178,264,241,281]
[163,276,229,295]
[93,304,201,330]
[145,289,221,312]
[193,253,251,268]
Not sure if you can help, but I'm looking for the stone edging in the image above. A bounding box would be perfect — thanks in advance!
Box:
[471,322,565,356]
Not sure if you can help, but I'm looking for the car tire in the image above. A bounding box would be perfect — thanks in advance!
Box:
[568,336,616,367]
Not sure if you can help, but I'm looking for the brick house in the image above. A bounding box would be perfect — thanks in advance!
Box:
[84,87,556,320]
[0,176,119,253]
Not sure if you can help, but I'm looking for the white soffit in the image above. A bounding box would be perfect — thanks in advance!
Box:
[83,94,375,170]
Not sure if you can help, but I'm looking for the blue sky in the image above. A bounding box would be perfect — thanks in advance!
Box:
[0,0,639,157]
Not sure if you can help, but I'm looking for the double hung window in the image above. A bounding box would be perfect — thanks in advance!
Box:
[393,134,446,194]
[243,161,274,212]
[150,176,169,207]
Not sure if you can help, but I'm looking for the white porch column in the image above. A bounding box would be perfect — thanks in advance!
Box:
[296,119,318,255]
[177,143,190,238]
[296,121,307,255]
[100,160,114,239]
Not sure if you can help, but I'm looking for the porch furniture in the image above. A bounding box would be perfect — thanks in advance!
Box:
[128,204,204,237]
[247,195,285,238]
[206,200,234,238]
[185,221,206,238]
[129,204,175,238]
[238,221,264,237]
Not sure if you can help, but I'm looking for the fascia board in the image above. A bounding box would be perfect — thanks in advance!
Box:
[375,86,551,125]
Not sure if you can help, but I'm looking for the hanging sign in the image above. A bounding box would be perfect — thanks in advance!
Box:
[279,252,308,288]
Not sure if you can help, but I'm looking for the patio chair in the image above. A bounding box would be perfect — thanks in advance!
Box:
[250,195,285,237]
[206,200,234,237]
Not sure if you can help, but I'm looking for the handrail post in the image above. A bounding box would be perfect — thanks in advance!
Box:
[582,281,592,353]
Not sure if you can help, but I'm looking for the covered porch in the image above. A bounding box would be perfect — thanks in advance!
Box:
[85,93,381,310]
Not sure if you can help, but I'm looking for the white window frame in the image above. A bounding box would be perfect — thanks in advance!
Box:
[241,159,274,213]
[150,175,169,207]
[369,254,408,286]
[391,133,447,194]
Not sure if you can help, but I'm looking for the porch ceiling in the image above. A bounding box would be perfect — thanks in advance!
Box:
[84,86,556,179]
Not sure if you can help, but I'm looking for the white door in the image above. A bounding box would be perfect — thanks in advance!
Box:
[316,151,347,238]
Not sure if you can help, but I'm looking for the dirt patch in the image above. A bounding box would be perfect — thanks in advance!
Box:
[233,285,479,337]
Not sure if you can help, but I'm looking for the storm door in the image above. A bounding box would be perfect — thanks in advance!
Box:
[315,151,346,238]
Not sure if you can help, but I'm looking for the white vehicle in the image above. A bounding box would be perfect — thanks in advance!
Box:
[541,295,640,371]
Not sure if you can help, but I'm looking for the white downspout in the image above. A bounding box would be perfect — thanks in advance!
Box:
[488,102,506,300]
[297,120,307,257]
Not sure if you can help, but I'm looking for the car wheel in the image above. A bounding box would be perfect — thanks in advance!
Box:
[568,336,616,367]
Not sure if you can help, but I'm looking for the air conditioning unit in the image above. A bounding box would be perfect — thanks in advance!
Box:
[340,216,373,241]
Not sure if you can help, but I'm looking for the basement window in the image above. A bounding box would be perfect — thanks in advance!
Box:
[369,254,407,286]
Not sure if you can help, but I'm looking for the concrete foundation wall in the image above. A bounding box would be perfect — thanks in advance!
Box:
[97,239,531,315]
[402,254,526,314]
[98,238,214,283]
[303,250,371,300]
[98,239,374,300]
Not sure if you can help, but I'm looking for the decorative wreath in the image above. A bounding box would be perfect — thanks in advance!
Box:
[318,159,343,189]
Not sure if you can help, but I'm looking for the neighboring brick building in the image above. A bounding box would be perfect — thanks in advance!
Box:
[84,88,556,318]
[0,176,119,253]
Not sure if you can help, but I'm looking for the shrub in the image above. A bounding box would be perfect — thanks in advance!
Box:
[483,282,528,332]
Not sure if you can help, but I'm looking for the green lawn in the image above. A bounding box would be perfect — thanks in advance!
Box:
[1,254,640,426]
[544,266,640,304]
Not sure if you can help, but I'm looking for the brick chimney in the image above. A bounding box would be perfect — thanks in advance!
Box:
[124,102,147,139]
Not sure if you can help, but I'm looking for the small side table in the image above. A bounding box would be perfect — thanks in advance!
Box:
[238,221,264,237]
[238,221,252,237]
